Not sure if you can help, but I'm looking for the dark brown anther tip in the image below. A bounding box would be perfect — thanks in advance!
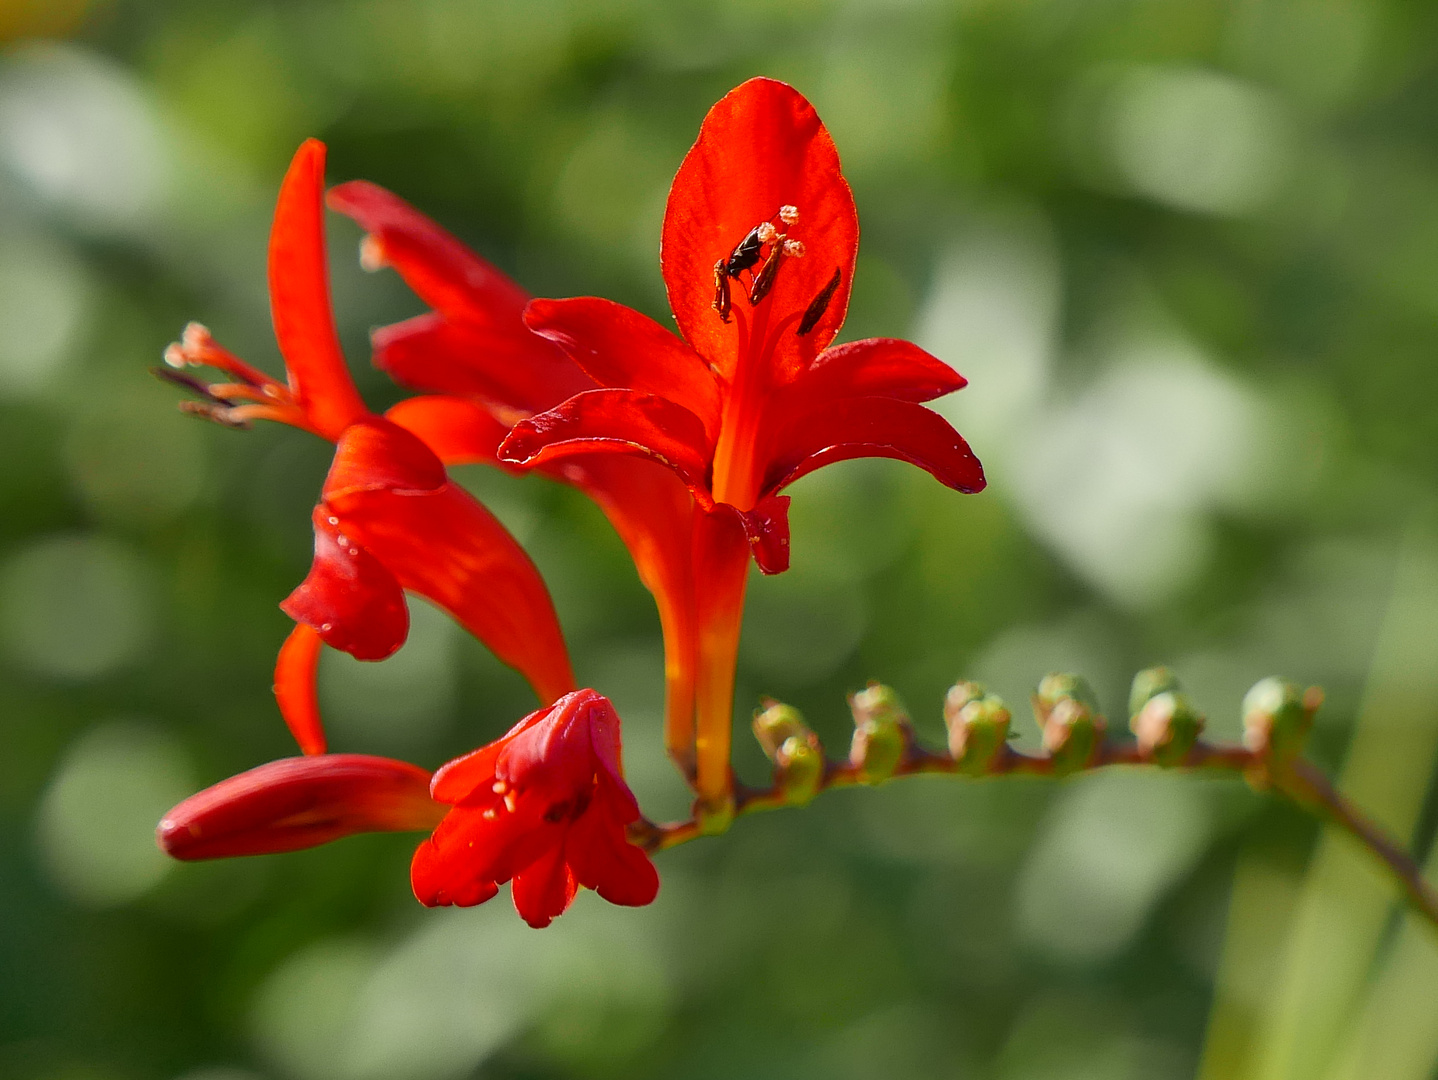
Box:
[797,268,842,336]
[178,400,251,429]
[152,365,225,403]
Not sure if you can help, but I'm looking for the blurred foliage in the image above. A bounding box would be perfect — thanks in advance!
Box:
[2,0,1438,1078]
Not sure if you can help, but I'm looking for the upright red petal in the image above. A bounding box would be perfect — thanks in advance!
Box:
[524,298,721,438]
[274,623,326,755]
[500,389,715,493]
[158,755,444,861]
[760,396,987,497]
[661,78,858,379]
[280,508,409,662]
[269,140,368,440]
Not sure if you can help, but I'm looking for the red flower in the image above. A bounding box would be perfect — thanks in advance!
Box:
[163,141,575,756]
[495,79,986,808]
[323,180,703,778]
[159,691,660,928]
[411,689,659,927]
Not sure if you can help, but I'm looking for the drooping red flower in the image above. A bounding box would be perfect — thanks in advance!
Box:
[411,688,659,928]
[495,79,986,808]
[162,140,574,756]
[323,180,702,779]
[158,690,659,927]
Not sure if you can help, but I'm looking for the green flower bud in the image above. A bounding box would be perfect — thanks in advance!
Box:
[774,734,823,805]
[945,690,1011,774]
[753,699,811,761]
[1130,690,1204,766]
[944,680,987,718]
[1034,676,1107,776]
[1243,678,1319,763]
[1129,666,1181,719]
[849,683,910,784]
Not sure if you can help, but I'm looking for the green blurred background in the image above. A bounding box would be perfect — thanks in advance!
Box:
[4,0,1438,1077]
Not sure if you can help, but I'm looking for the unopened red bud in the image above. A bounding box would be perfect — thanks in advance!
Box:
[944,683,1011,774]
[1131,691,1204,766]
[1243,678,1319,763]
[1129,666,1181,718]
[849,683,911,784]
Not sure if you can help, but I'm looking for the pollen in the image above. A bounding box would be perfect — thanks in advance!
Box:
[504,791,518,813]
[779,205,799,225]
[359,235,386,273]
[783,239,805,258]
[757,222,778,244]
[492,780,507,794]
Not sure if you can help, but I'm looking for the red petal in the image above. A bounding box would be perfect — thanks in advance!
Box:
[525,297,721,438]
[327,179,531,323]
[500,389,714,493]
[269,140,368,440]
[322,417,447,500]
[761,397,987,497]
[327,482,575,704]
[157,754,443,861]
[511,842,579,928]
[372,309,593,414]
[564,791,659,908]
[661,79,858,380]
[789,338,965,405]
[428,703,552,805]
[410,800,554,908]
[274,622,326,755]
[384,395,510,468]
[738,494,791,575]
[280,508,409,661]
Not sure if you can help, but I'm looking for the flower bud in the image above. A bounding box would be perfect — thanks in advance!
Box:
[774,734,823,806]
[1128,666,1181,718]
[753,699,811,760]
[849,683,911,784]
[943,681,1009,773]
[1130,691,1204,766]
[1035,673,1106,776]
[1243,678,1319,763]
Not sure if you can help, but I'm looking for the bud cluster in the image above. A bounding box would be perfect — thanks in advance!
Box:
[752,700,823,806]
[1128,667,1204,766]
[848,683,913,784]
[943,681,1011,774]
[1033,673,1107,775]
[1242,677,1322,767]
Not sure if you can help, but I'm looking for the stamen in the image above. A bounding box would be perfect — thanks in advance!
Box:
[504,791,518,813]
[712,260,732,322]
[748,243,785,305]
[177,400,252,430]
[778,205,799,225]
[782,239,805,258]
[797,268,842,336]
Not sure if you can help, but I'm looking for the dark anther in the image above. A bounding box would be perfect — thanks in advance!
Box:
[152,365,226,403]
[543,800,573,823]
[723,225,766,277]
[177,400,251,430]
[748,245,785,305]
[797,268,842,336]
[712,260,732,322]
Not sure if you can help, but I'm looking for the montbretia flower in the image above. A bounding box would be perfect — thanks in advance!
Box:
[412,689,658,927]
[497,79,986,810]
[324,180,702,777]
[158,690,658,928]
[162,140,574,756]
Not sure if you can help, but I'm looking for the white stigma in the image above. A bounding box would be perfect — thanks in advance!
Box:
[783,239,806,258]
[757,221,778,244]
[779,205,799,225]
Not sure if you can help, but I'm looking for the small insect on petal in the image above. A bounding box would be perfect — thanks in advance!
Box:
[723,225,767,277]
[797,268,842,336]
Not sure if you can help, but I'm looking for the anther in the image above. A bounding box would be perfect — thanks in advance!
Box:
[797,268,842,336]
[757,222,778,244]
[359,235,386,273]
[782,239,805,258]
[779,205,799,225]
[712,260,732,322]
[749,244,786,305]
